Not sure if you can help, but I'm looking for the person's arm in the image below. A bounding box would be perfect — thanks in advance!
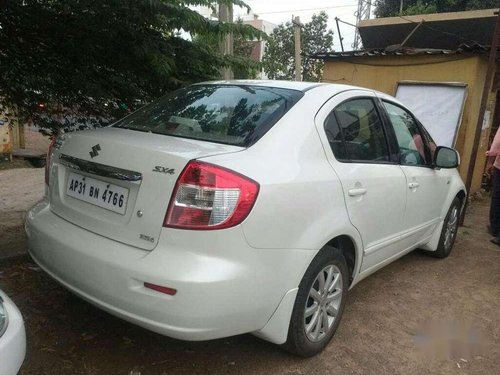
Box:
[488,127,500,156]
[486,127,500,174]
[486,155,496,175]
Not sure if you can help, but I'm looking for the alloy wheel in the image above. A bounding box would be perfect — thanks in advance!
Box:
[444,205,459,250]
[304,264,343,342]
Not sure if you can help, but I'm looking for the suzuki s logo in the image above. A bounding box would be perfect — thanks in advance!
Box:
[89,144,101,158]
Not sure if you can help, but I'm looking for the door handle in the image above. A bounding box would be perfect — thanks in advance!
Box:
[408,182,420,189]
[348,188,367,197]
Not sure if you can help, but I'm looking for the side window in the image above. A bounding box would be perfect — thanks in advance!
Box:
[324,112,347,160]
[383,101,429,166]
[324,98,390,162]
[421,125,438,163]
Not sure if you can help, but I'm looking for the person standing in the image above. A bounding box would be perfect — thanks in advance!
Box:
[487,126,500,245]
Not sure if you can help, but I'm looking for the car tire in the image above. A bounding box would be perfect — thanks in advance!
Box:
[427,197,461,259]
[283,246,348,357]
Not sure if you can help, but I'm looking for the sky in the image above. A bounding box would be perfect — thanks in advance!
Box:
[233,0,369,51]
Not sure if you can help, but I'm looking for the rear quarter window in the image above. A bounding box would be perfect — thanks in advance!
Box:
[324,98,390,163]
[113,85,303,147]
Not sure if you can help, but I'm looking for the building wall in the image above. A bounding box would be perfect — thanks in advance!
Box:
[242,18,277,79]
[0,119,12,155]
[322,55,495,193]
[0,105,20,155]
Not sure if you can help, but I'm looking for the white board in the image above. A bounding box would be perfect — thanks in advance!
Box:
[395,83,467,147]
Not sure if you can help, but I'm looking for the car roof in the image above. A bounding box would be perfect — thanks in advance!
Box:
[196,80,359,93]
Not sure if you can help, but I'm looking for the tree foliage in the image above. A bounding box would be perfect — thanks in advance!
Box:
[192,18,261,79]
[0,0,262,135]
[375,0,499,18]
[262,12,334,81]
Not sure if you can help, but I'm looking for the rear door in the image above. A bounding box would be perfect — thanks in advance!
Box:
[380,100,449,244]
[315,90,407,272]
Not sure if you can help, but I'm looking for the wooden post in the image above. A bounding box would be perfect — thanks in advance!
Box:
[219,2,234,80]
[462,11,500,222]
[335,17,344,52]
[293,16,302,81]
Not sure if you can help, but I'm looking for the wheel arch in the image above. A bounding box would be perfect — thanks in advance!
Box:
[456,189,467,216]
[420,187,466,252]
[324,234,361,287]
[253,233,362,345]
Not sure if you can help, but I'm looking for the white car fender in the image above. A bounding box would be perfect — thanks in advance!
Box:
[420,169,466,252]
[0,291,26,375]
[252,288,298,344]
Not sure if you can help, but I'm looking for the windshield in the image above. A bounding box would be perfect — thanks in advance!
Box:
[113,84,304,147]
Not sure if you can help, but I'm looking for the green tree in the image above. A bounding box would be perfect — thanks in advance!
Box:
[0,0,261,135]
[375,0,499,18]
[193,18,261,79]
[262,12,334,81]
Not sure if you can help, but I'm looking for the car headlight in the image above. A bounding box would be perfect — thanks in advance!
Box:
[0,296,8,337]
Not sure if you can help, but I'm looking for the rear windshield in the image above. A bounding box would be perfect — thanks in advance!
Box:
[112,84,304,147]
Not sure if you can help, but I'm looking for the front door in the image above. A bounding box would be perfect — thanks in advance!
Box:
[381,100,449,246]
[315,91,408,272]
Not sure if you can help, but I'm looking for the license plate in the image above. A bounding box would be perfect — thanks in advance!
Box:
[66,172,129,215]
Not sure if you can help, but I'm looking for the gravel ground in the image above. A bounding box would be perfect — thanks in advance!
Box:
[0,178,499,374]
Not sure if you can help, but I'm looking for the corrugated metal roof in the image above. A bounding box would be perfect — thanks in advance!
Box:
[310,44,491,60]
[358,9,498,50]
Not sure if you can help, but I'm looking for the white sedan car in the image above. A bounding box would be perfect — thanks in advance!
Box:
[25,81,465,356]
[0,290,26,374]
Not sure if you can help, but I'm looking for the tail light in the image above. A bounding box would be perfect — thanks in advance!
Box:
[45,137,56,185]
[164,161,259,230]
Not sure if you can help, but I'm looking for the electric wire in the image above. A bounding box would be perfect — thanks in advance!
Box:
[256,4,358,15]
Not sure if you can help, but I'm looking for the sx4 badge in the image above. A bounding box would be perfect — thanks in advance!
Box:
[152,166,175,175]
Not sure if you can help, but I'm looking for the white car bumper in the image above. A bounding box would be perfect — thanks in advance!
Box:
[0,291,26,375]
[25,200,315,342]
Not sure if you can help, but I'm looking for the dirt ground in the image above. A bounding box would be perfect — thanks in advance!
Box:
[0,175,499,373]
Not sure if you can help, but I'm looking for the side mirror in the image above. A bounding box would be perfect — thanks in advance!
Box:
[434,146,459,169]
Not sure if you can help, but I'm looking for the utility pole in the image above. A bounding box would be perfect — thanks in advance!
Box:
[218,2,234,80]
[293,16,302,81]
[353,0,371,50]
[400,0,404,14]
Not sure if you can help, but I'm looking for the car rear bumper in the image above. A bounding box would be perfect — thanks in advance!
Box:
[0,292,26,375]
[25,200,314,341]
